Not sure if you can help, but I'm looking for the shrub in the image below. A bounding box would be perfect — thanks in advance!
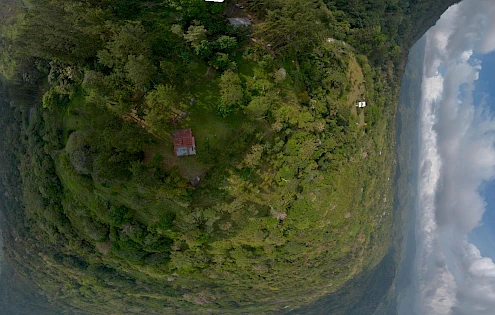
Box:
[217,70,243,116]
[42,89,70,109]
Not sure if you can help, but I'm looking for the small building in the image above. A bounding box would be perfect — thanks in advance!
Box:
[356,101,367,108]
[228,18,251,27]
[173,129,196,157]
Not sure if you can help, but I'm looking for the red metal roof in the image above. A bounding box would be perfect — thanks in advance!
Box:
[173,129,196,156]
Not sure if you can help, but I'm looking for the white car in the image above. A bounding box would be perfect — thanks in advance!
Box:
[234,4,244,9]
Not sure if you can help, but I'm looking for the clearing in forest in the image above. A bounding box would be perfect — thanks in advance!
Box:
[347,54,366,126]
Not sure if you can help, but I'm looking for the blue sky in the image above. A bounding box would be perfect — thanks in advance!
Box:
[470,181,495,259]
[404,1,495,313]
[469,52,495,260]
[474,52,495,102]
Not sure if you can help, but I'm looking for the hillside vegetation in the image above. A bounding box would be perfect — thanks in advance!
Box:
[0,0,457,314]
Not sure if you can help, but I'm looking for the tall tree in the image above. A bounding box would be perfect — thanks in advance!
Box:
[218,71,243,116]
[144,85,180,135]
[254,0,330,55]
[125,54,156,89]
[14,1,109,63]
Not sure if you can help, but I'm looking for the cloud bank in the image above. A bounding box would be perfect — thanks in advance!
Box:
[414,0,495,314]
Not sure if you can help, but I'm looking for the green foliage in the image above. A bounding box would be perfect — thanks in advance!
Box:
[0,0,455,313]
[246,95,270,118]
[48,60,83,94]
[183,25,207,47]
[171,24,184,37]
[210,52,232,71]
[109,205,133,226]
[217,71,243,116]
[194,40,213,58]
[216,35,238,53]
[9,1,108,63]
[125,54,156,89]
[42,89,70,109]
[144,84,180,135]
[65,131,94,175]
[254,0,330,54]
[97,23,150,68]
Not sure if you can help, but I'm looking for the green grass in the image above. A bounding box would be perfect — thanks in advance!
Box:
[139,56,266,210]
[10,27,398,315]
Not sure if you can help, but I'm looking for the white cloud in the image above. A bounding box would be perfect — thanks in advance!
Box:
[421,265,457,314]
[477,18,495,54]
[422,74,444,103]
[451,242,495,314]
[412,0,495,314]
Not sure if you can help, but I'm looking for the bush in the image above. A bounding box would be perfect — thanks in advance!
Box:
[111,240,147,263]
[217,99,232,118]
[42,89,70,109]
[65,131,95,174]
[246,96,269,118]
[84,220,109,242]
[70,148,93,175]
[109,205,133,226]
[216,35,238,53]
[194,40,212,59]
[217,70,244,116]
[210,52,230,71]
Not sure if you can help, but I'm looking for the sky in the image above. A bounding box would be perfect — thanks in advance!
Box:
[407,0,495,314]
[469,52,495,259]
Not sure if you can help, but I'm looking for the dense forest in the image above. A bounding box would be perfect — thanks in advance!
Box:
[0,0,457,314]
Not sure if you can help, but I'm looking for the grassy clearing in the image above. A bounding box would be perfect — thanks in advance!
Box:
[143,61,254,184]
[347,54,366,127]
[17,27,397,312]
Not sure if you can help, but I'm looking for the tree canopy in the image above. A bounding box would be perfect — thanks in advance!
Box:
[0,0,457,313]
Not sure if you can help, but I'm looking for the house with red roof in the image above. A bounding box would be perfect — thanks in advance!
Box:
[173,129,196,156]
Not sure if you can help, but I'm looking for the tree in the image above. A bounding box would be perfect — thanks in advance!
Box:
[125,54,156,89]
[144,85,180,134]
[12,1,108,63]
[254,0,329,55]
[216,36,238,53]
[219,71,243,106]
[210,52,230,71]
[65,131,95,175]
[183,25,207,47]
[97,22,151,71]
[42,89,70,109]
[171,24,184,37]
[70,148,94,175]
[194,40,213,59]
[48,60,82,94]
[246,96,269,118]
[218,71,243,117]
[92,149,136,183]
